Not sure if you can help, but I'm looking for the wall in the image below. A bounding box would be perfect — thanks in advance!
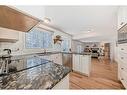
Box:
[82,41,117,62]
[0,6,72,55]
[71,40,85,52]
[0,24,72,55]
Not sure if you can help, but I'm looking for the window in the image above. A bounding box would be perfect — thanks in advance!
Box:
[25,28,52,48]
[61,38,70,52]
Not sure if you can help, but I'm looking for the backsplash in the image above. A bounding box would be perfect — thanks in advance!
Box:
[0,28,72,56]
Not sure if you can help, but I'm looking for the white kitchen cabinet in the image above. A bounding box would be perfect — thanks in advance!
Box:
[52,74,69,89]
[81,55,91,76]
[73,54,91,76]
[118,7,127,30]
[0,27,19,42]
[118,43,127,89]
[73,54,80,72]
[50,53,63,65]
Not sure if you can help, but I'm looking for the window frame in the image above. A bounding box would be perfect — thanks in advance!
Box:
[25,27,53,49]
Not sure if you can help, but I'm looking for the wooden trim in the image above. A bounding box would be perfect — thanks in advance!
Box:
[0,5,39,32]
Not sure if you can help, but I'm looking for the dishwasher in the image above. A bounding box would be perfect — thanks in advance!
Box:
[62,53,72,69]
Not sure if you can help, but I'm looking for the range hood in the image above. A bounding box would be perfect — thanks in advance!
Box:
[0,6,40,32]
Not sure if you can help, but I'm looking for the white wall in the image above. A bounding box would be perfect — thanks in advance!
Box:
[0,6,72,55]
[72,40,85,52]
[0,24,72,55]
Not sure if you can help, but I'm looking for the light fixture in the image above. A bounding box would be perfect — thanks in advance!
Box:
[43,17,51,23]
[87,30,91,33]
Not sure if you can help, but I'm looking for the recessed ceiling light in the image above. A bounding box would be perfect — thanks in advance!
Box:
[87,31,91,33]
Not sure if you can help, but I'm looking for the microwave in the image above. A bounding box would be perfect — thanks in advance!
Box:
[118,24,127,44]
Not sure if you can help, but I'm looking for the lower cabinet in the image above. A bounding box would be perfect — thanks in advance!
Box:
[73,54,80,72]
[50,53,63,65]
[119,68,127,88]
[40,53,63,65]
[0,27,19,42]
[81,55,91,76]
[52,74,69,89]
[73,54,91,76]
[118,43,127,89]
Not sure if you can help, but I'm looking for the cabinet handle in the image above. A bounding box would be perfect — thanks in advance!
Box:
[121,68,124,70]
[121,78,124,80]
[121,48,124,50]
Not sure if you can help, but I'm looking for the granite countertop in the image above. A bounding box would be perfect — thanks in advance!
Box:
[0,51,91,59]
[0,55,71,89]
[36,51,91,56]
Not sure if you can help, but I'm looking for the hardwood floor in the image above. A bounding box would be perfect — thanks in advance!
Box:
[69,58,125,89]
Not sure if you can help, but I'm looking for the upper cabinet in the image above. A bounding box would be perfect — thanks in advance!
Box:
[0,6,39,32]
[14,6,45,20]
[118,7,127,30]
[0,27,19,42]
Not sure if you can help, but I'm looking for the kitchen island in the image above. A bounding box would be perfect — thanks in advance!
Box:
[36,51,91,76]
[0,54,71,89]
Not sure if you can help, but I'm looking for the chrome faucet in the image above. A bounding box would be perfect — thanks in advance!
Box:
[3,49,11,55]
[3,49,11,57]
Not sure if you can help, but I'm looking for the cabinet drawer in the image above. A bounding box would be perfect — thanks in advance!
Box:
[51,53,62,65]
[119,44,127,53]
[120,69,127,88]
[119,62,127,74]
[119,52,127,64]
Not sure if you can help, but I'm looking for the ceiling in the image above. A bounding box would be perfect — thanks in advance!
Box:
[45,6,118,42]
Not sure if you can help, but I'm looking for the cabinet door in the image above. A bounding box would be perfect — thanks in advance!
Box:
[51,54,62,65]
[0,27,19,42]
[73,54,80,72]
[81,55,91,76]
[72,54,76,71]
